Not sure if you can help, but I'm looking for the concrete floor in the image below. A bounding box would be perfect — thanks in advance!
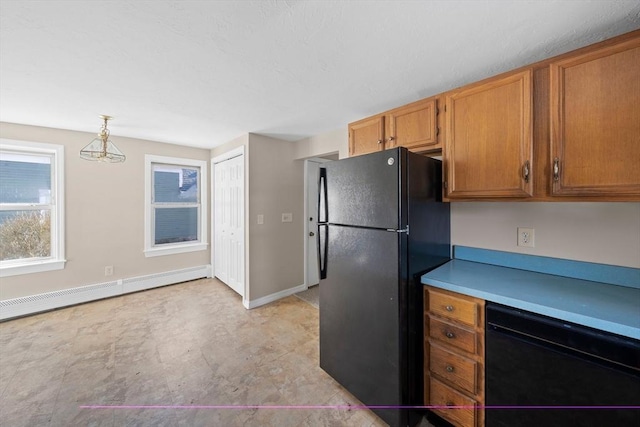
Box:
[0,278,436,426]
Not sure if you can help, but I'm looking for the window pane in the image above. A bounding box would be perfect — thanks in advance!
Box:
[0,210,51,261]
[0,153,51,204]
[154,207,198,245]
[153,165,198,203]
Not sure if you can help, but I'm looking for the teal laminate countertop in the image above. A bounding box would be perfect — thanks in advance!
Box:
[421,259,640,340]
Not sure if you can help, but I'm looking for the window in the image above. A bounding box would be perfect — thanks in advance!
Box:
[144,155,207,257]
[0,139,65,277]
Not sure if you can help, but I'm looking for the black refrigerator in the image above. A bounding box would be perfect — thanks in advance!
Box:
[318,147,450,427]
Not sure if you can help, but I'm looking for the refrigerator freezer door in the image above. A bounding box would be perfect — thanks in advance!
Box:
[325,149,401,229]
[320,224,408,427]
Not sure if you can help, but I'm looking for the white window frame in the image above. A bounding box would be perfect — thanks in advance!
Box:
[144,155,208,257]
[0,139,66,277]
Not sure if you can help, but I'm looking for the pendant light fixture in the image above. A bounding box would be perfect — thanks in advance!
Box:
[80,115,126,163]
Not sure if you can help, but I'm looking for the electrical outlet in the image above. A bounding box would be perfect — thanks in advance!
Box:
[105,266,114,276]
[517,228,535,247]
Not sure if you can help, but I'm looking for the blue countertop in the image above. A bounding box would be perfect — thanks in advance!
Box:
[421,258,640,340]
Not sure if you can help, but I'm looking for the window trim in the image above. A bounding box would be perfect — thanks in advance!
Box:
[144,155,208,257]
[0,139,66,277]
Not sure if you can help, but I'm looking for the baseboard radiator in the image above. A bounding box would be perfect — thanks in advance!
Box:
[0,265,211,321]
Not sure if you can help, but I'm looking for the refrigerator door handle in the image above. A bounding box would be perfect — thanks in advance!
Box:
[319,167,328,224]
[319,224,328,279]
[386,226,409,234]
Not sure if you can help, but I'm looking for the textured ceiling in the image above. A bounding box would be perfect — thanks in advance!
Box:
[1,1,639,149]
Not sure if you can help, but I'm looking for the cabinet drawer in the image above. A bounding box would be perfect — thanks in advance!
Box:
[430,377,476,427]
[429,289,479,326]
[429,317,477,354]
[430,344,478,395]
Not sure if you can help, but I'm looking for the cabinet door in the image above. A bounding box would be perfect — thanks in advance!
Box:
[386,98,440,152]
[550,38,640,197]
[445,70,533,198]
[348,115,385,157]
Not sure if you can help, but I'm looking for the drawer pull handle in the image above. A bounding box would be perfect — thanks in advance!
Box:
[446,365,455,373]
[445,305,454,312]
[445,331,455,339]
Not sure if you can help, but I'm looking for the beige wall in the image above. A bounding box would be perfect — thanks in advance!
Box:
[451,202,640,268]
[293,128,640,269]
[248,134,304,299]
[211,133,304,303]
[294,127,348,160]
[211,134,249,158]
[0,122,211,300]
[5,120,636,304]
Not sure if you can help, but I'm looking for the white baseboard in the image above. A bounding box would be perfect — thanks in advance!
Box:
[0,265,212,321]
[243,283,307,309]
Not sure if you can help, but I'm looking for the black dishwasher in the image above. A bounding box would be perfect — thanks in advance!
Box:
[486,302,640,427]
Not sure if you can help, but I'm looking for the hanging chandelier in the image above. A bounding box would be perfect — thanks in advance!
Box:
[80,115,126,163]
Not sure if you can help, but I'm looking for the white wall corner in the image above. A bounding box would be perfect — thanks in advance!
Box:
[243,283,307,310]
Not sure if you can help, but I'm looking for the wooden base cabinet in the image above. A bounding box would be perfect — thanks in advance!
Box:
[424,286,485,427]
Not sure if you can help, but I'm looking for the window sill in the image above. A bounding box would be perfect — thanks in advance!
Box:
[144,242,208,258]
[0,259,66,278]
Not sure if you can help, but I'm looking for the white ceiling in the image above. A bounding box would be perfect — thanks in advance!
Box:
[1,1,639,149]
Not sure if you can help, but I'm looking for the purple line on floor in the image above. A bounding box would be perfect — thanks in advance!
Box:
[79,405,640,410]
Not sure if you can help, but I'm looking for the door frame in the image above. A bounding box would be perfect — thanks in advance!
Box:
[303,157,332,289]
[212,145,247,303]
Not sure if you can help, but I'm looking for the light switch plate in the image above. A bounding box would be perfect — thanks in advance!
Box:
[282,213,293,223]
[257,214,264,225]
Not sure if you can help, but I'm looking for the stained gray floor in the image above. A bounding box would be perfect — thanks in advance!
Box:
[0,278,434,426]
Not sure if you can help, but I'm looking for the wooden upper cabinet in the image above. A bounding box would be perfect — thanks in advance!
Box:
[348,97,441,157]
[445,70,533,199]
[550,37,640,197]
[386,98,440,152]
[346,30,638,200]
[348,115,385,156]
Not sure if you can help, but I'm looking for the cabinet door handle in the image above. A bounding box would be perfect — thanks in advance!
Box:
[445,331,455,339]
[445,305,454,312]
[522,160,530,183]
[377,139,383,145]
[387,136,395,143]
[553,157,560,182]
[446,365,455,373]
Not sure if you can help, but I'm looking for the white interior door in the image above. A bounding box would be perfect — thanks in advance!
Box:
[214,152,244,297]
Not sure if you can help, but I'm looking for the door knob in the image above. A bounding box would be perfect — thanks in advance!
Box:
[309,231,315,237]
